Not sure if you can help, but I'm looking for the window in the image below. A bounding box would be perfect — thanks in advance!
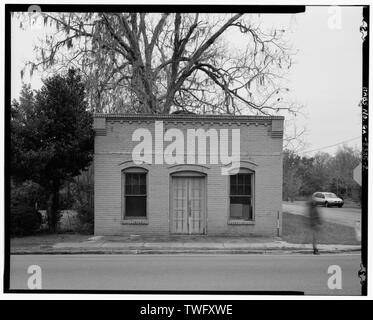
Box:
[123,169,147,218]
[325,193,337,198]
[229,172,253,220]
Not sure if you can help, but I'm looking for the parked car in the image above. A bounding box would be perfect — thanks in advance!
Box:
[312,192,344,208]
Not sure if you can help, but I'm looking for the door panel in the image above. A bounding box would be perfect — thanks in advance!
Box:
[173,177,188,234]
[188,177,203,234]
[171,176,205,234]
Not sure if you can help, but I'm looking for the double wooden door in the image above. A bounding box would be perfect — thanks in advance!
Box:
[171,176,206,234]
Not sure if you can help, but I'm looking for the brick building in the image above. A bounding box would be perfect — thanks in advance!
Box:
[93,114,284,236]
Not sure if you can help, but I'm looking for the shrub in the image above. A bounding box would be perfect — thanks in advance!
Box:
[59,182,76,210]
[11,203,42,236]
[11,180,44,236]
[76,203,94,234]
[11,180,47,208]
[72,167,94,234]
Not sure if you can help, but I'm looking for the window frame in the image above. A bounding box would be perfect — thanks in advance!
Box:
[122,167,148,219]
[228,169,255,221]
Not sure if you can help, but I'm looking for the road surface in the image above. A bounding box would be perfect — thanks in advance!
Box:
[283,202,361,227]
[10,254,362,295]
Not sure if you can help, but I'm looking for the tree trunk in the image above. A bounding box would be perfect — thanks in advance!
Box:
[47,183,60,233]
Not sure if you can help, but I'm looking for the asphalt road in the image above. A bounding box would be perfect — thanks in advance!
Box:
[283,202,361,228]
[10,254,362,295]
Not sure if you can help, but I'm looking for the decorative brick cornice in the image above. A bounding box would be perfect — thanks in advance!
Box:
[93,113,284,138]
[94,113,284,122]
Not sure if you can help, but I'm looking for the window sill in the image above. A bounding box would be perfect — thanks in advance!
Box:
[228,219,255,225]
[121,219,149,225]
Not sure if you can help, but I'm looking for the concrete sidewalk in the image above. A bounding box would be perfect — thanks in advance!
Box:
[11,235,361,255]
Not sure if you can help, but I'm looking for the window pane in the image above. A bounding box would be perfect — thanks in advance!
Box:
[125,185,132,194]
[125,196,146,217]
[244,180,251,195]
[125,174,133,194]
[139,184,146,194]
[237,184,245,195]
[230,196,252,220]
[238,174,244,184]
[125,173,146,195]
[230,183,237,195]
[230,173,251,196]
[139,174,146,185]
[133,184,140,194]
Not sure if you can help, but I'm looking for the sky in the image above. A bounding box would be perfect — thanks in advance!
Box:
[285,6,362,156]
[11,6,363,156]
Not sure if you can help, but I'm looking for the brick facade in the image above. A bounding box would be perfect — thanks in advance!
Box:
[93,114,284,236]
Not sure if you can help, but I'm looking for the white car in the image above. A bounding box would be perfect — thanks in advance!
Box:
[312,192,344,208]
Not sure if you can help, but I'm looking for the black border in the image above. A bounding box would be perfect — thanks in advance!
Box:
[5,289,303,295]
[361,5,369,297]
[4,1,11,294]
[7,4,306,13]
[3,4,368,296]
[2,300,370,318]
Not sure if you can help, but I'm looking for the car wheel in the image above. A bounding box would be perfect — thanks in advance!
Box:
[325,201,329,207]
[338,204,343,208]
